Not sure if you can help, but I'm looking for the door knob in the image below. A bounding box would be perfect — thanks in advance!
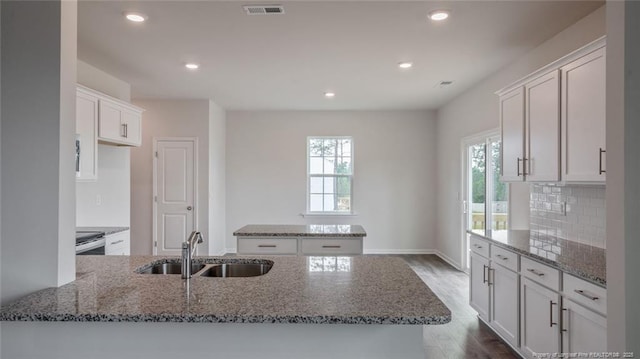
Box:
[187,206,192,211]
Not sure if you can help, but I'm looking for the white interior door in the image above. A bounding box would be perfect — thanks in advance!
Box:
[154,138,197,255]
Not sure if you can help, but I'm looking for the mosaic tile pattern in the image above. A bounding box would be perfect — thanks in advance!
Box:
[530,184,606,248]
[1,255,450,324]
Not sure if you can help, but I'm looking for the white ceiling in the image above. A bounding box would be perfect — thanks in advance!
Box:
[78,1,603,111]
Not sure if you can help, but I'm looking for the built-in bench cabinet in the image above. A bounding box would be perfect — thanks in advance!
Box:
[236,237,364,255]
[469,234,607,358]
[105,230,130,256]
[499,37,606,184]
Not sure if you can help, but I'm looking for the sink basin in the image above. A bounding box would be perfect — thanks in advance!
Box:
[199,263,272,277]
[139,262,206,275]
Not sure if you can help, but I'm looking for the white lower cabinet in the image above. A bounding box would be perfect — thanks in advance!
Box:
[105,231,130,256]
[468,234,607,358]
[490,263,519,347]
[469,251,490,320]
[520,277,561,358]
[561,298,607,354]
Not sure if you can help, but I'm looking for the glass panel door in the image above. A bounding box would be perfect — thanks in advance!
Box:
[463,133,509,271]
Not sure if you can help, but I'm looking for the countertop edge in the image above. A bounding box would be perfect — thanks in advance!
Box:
[233,233,366,237]
[468,230,606,288]
[0,313,450,325]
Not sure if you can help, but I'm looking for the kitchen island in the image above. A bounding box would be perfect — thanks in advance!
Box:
[234,224,367,255]
[1,255,450,358]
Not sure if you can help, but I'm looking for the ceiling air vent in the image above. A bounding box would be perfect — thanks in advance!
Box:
[243,5,285,15]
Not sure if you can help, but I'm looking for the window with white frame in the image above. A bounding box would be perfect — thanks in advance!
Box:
[307,137,353,213]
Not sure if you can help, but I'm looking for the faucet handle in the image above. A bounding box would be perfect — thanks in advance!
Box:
[196,232,204,244]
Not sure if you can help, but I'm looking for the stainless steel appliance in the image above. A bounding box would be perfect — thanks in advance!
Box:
[76,231,106,255]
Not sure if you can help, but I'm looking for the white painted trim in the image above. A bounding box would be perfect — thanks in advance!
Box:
[434,250,463,271]
[152,137,199,255]
[300,212,358,218]
[496,36,606,95]
[225,248,238,254]
[77,83,144,112]
[363,249,436,255]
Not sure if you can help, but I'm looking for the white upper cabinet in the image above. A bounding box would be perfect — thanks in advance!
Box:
[98,98,143,147]
[561,46,606,182]
[500,87,525,182]
[525,70,560,182]
[76,88,99,181]
[497,37,606,184]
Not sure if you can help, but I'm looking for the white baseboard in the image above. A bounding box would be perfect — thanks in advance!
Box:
[434,250,462,271]
[363,249,436,255]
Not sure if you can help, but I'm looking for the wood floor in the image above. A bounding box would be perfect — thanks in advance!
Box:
[398,254,520,359]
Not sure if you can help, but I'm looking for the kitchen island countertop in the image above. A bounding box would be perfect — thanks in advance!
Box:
[0,255,449,325]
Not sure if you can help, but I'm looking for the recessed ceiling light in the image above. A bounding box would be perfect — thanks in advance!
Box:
[428,10,450,21]
[124,12,147,22]
[185,63,200,70]
[398,62,413,69]
[324,92,336,98]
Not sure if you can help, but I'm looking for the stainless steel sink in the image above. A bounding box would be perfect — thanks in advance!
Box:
[139,262,206,275]
[199,263,272,277]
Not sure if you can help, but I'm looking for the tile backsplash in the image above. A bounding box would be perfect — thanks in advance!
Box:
[530,184,606,248]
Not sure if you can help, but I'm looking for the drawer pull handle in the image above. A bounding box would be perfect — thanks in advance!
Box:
[495,254,508,261]
[527,268,545,277]
[110,240,124,245]
[473,244,483,249]
[574,289,599,301]
[322,245,342,248]
[550,301,557,327]
[258,245,277,248]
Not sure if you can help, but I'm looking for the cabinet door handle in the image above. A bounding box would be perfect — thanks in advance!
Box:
[482,264,488,284]
[599,148,606,174]
[527,268,545,277]
[495,254,508,261]
[523,157,528,175]
[561,308,568,333]
[124,123,128,138]
[121,123,126,137]
[574,289,599,301]
[488,268,494,286]
[110,239,124,245]
[550,301,557,327]
[517,158,522,176]
[258,244,276,248]
[322,245,341,248]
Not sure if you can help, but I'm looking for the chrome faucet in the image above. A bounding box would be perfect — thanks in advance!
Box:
[182,231,203,279]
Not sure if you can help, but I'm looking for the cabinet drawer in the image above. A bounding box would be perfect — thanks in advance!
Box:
[105,231,129,256]
[563,273,607,315]
[300,238,362,255]
[237,238,297,254]
[470,236,490,258]
[490,245,519,272]
[521,257,560,291]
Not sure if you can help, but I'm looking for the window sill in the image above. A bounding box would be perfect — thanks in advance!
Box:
[300,212,358,218]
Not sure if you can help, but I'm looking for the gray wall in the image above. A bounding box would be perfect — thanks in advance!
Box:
[0,0,77,304]
[226,110,437,254]
[435,6,605,268]
[130,100,212,255]
[623,0,640,351]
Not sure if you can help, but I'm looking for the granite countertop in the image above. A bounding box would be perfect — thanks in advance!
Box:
[76,226,129,235]
[233,224,367,237]
[469,229,606,287]
[0,255,450,324]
